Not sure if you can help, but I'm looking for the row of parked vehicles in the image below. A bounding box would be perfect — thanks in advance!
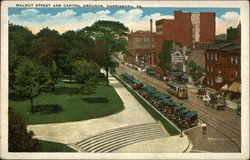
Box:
[120,72,198,129]
[196,88,226,110]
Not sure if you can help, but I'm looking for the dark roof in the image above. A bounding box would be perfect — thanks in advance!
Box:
[167,80,187,88]
[207,42,231,49]
[207,42,241,51]
[181,109,190,114]
[185,111,197,119]
[222,44,241,50]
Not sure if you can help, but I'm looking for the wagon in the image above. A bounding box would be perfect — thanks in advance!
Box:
[182,111,198,128]
[196,88,207,99]
[131,80,143,90]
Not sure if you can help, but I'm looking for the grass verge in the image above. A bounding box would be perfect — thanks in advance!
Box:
[37,140,77,152]
[113,74,180,135]
[10,81,124,125]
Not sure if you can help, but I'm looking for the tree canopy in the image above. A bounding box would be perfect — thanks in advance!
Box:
[12,58,49,112]
[158,40,173,71]
[83,20,129,85]
[9,111,40,152]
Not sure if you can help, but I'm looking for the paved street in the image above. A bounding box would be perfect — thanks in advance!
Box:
[117,64,241,152]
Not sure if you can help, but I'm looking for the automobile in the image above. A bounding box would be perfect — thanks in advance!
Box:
[203,95,211,104]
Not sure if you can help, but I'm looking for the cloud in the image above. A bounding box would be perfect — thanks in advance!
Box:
[216,11,240,34]
[20,8,40,15]
[9,8,173,34]
[220,11,240,22]
[9,9,240,35]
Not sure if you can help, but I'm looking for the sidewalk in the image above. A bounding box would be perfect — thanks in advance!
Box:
[27,73,190,152]
[114,135,190,153]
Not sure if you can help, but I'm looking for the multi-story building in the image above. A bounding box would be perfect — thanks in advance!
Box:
[126,20,156,68]
[205,42,240,91]
[155,11,215,65]
[227,21,241,42]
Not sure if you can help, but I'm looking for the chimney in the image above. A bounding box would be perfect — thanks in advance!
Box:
[150,19,153,33]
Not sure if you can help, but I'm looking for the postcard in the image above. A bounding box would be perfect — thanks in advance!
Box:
[1,0,249,159]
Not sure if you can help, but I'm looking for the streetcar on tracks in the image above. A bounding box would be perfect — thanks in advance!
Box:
[166,80,188,99]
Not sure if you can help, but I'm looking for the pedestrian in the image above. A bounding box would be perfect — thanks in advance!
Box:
[201,123,207,135]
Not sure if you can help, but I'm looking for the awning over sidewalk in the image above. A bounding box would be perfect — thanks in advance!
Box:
[221,84,228,91]
[198,76,206,82]
[228,82,241,93]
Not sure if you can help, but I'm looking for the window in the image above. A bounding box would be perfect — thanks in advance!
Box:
[151,38,155,41]
[152,44,155,48]
[144,37,150,42]
[207,53,210,59]
[207,78,210,85]
[211,53,213,60]
[144,44,149,49]
[230,68,234,78]
[235,57,238,64]
[231,57,234,64]
[156,24,163,29]
[215,54,218,61]
[207,65,209,71]
[211,79,213,86]
[135,44,141,48]
[135,38,141,42]
[156,31,162,35]
[211,66,213,72]
[235,71,238,78]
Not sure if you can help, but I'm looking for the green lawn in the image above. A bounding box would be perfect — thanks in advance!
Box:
[10,81,124,125]
[37,140,77,152]
[113,74,180,136]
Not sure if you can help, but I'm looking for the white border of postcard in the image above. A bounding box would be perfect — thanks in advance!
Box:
[1,0,249,159]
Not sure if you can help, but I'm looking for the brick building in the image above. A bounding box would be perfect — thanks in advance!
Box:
[126,20,156,68]
[155,11,216,65]
[205,42,240,91]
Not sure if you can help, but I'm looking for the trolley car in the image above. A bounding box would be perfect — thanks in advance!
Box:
[166,80,188,99]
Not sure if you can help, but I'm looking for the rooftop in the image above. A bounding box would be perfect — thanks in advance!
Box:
[207,42,231,49]
[207,42,241,51]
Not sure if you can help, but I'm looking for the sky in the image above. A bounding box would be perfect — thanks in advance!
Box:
[8,7,240,35]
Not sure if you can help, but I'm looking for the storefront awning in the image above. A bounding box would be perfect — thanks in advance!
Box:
[198,76,206,82]
[228,82,241,93]
[221,84,229,91]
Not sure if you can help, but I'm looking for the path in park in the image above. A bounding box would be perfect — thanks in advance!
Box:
[28,73,190,152]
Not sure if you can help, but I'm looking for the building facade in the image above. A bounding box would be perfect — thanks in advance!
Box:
[205,42,240,91]
[155,11,215,65]
[227,21,241,42]
[126,30,156,68]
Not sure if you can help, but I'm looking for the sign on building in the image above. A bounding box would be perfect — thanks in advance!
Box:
[171,51,184,63]
[215,76,223,83]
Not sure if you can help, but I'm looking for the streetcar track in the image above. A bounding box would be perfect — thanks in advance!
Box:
[117,65,241,140]
[173,98,241,138]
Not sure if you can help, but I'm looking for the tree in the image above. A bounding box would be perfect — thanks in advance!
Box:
[9,23,35,56]
[9,111,40,152]
[9,24,35,88]
[28,27,67,66]
[60,49,80,82]
[188,61,205,81]
[12,58,49,113]
[74,59,100,96]
[73,59,100,84]
[159,40,173,71]
[83,20,129,85]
